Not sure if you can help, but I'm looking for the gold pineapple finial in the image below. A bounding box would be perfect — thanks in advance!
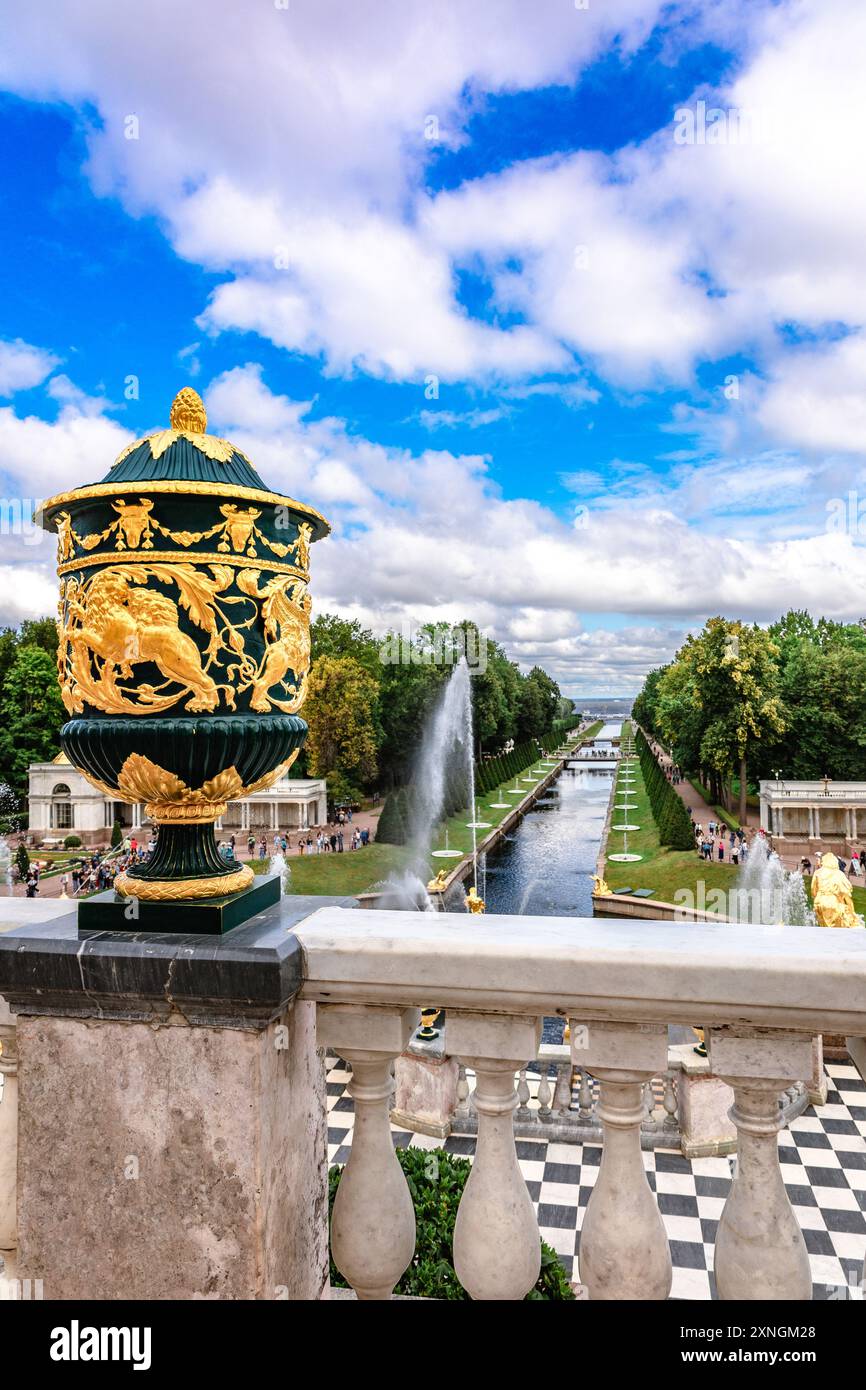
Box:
[170,387,207,434]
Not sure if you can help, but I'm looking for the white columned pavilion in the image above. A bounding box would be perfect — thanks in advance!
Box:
[760,779,866,848]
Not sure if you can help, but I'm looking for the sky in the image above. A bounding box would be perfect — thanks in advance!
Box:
[1,0,866,698]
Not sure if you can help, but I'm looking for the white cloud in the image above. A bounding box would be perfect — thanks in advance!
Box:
[4,365,866,693]
[0,339,59,397]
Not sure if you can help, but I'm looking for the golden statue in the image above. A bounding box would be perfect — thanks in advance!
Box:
[592,873,612,896]
[466,885,485,914]
[811,852,862,928]
[427,869,449,894]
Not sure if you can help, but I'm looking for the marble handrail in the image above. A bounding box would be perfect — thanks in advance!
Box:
[295,907,866,1034]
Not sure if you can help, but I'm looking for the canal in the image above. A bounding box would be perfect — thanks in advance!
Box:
[480,723,621,917]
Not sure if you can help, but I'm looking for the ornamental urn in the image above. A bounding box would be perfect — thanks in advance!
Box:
[39,387,328,917]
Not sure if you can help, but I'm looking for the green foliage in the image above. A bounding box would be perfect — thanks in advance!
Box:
[328,1147,575,1300]
[325,767,363,809]
[63,834,82,849]
[303,655,380,786]
[15,843,29,880]
[636,608,866,788]
[111,820,123,849]
[0,635,65,796]
[636,729,694,850]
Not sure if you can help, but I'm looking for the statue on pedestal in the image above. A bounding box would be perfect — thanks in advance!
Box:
[811,852,862,928]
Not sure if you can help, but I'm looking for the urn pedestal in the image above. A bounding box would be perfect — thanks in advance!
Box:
[39,387,329,932]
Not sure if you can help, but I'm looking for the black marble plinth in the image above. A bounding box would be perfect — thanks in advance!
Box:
[77,873,281,936]
[0,894,356,1028]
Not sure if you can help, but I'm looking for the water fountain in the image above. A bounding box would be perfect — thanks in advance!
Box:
[430,828,462,860]
[268,850,292,896]
[733,835,814,925]
[0,840,11,896]
[609,755,643,862]
[381,657,478,909]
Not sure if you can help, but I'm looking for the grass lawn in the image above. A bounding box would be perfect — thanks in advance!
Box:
[606,745,866,918]
[250,842,414,895]
[604,739,740,905]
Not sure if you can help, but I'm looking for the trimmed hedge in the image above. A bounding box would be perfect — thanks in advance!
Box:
[635,729,695,850]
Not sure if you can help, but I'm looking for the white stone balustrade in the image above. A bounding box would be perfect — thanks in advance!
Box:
[447,1012,541,1301]
[296,907,866,1302]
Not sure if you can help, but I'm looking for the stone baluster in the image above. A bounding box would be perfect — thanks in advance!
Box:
[578,1069,594,1120]
[516,1068,532,1121]
[709,1028,812,1301]
[456,1063,471,1119]
[553,1061,571,1118]
[663,1070,678,1133]
[0,999,17,1254]
[318,1004,419,1300]
[641,1080,656,1131]
[449,1013,542,1301]
[571,1021,672,1300]
[537,1065,553,1121]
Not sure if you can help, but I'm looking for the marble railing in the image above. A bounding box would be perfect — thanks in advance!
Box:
[295,907,866,1301]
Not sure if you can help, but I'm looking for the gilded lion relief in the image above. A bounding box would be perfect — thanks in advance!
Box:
[58,560,312,717]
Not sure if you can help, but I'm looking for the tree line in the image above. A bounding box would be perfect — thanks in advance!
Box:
[0,614,572,818]
[632,610,866,824]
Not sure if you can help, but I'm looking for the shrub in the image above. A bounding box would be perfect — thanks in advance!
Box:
[328,1146,575,1300]
[63,834,82,849]
[15,843,29,881]
[110,820,123,849]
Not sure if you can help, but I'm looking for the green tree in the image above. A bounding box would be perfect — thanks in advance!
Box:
[303,655,380,792]
[311,613,380,674]
[0,645,66,795]
[670,619,785,823]
[516,666,560,742]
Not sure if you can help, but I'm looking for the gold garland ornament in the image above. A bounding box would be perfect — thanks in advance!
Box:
[114,864,254,901]
[80,751,299,822]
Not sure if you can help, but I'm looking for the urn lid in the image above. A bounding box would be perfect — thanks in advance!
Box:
[38,387,329,537]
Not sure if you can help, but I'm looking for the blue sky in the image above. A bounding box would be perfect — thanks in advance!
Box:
[1,0,865,696]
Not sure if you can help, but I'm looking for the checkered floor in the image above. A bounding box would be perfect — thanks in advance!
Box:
[326,1057,866,1300]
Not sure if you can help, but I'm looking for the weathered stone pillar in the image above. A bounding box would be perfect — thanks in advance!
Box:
[0,994,17,1252]
[0,895,350,1300]
[392,1038,459,1138]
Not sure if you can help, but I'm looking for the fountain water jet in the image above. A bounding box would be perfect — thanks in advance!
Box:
[381,657,479,909]
[733,835,814,925]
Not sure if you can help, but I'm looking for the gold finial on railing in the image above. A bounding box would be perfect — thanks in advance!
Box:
[170,387,207,434]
